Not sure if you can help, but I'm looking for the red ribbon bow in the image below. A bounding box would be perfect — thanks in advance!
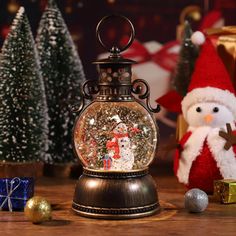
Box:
[121,38,179,72]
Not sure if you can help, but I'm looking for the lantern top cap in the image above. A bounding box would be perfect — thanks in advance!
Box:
[93,14,136,65]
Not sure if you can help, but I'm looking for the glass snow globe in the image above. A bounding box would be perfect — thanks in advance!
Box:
[72,15,160,219]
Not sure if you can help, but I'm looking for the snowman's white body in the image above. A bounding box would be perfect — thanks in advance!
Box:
[108,123,135,171]
[175,99,236,192]
[175,37,236,193]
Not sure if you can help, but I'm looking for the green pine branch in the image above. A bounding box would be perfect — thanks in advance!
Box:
[173,21,199,96]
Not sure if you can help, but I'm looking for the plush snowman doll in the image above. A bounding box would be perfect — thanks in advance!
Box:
[174,36,236,194]
[106,116,134,171]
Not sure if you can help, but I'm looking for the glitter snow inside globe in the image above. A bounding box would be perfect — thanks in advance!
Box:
[72,15,161,219]
[73,101,158,171]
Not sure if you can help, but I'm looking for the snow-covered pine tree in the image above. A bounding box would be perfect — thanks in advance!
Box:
[0,7,48,163]
[173,21,199,96]
[36,0,86,164]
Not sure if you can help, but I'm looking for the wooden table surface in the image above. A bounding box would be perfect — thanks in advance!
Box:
[1,167,236,236]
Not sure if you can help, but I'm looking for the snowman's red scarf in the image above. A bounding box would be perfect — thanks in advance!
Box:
[113,133,129,139]
[106,133,129,159]
[177,122,236,184]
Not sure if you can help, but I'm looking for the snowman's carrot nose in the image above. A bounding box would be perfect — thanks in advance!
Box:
[204,114,213,123]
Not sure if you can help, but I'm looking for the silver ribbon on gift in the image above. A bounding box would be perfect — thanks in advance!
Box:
[0,177,25,212]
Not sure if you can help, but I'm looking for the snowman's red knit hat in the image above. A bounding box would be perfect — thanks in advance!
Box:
[181,38,236,119]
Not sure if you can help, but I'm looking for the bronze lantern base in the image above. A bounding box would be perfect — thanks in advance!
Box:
[72,168,160,219]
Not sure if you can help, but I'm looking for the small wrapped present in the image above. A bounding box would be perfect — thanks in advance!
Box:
[214,179,236,204]
[0,177,34,211]
[207,26,236,90]
[103,155,112,170]
[176,114,188,141]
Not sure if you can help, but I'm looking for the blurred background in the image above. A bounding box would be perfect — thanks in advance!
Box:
[1,0,236,172]
[1,0,236,78]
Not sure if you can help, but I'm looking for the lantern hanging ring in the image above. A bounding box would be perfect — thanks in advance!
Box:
[96,14,135,54]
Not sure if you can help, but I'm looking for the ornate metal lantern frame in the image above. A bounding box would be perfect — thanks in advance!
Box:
[71,15,161,219]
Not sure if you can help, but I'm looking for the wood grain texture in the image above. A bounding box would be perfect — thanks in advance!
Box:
[0,169,236,236]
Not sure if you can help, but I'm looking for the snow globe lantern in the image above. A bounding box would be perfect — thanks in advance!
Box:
[72,15,160,219]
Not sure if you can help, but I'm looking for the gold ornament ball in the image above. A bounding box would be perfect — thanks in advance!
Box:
[24,196,52,224]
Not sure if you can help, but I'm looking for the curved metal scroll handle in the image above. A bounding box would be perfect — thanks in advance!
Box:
[96,14,135,54]
[70,80,99,114]
[132,79,161,113]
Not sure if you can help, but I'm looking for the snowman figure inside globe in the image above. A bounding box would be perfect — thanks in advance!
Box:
[106,115,135,171]
[174,34,236,194]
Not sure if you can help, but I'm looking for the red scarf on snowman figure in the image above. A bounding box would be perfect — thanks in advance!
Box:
[106,133,129,159]
[106,123,140,160]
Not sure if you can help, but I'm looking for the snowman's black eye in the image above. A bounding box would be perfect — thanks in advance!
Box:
[213,107,219,113]
[196,107,202,113]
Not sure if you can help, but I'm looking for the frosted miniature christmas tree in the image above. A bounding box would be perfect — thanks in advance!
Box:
[0,7,49,163]
[36,0,86,164]
[173,21,199,96]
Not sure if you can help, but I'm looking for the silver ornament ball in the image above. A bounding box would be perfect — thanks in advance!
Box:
[184,188,208,213]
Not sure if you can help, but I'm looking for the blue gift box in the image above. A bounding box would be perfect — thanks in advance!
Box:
[0,177,34,211]
[103,154,112,170]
